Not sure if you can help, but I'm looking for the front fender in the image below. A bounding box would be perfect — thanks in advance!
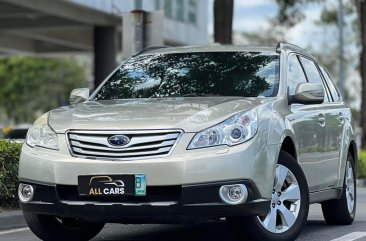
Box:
[267,109,298,153]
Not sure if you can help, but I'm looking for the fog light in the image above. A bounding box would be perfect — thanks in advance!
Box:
[18,184,34,203]
[219,184,248,205]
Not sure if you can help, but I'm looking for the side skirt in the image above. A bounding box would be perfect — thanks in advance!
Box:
[309,188,343,204]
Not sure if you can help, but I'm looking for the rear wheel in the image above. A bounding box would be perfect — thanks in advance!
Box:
[23,212,104,241]
[228,151,309,241]
[321,154,356,225]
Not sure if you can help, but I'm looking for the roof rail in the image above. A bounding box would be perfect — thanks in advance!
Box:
[276,42,307,53]
[133,46,170,56]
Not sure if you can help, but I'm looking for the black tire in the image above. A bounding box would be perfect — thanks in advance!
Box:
[23,212,105,241]
[321,154,356,225]
[227,151,309,241]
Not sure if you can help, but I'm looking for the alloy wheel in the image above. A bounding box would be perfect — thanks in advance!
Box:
[345,161,355,214]
[257,164,301,233]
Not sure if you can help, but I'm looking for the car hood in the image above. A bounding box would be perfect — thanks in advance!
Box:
[49,97,273,133]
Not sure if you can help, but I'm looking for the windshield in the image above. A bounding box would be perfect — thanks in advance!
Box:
[93,52,279,100]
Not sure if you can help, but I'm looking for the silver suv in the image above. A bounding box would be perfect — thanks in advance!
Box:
[19,43,357,241]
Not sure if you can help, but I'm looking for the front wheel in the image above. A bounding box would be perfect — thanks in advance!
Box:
[23,212,105,241]
[228,151,309,241]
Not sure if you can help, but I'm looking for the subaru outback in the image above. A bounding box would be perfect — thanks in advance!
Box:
[19,43,357,241]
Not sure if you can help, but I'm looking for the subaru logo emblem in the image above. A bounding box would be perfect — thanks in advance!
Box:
[108,135,130,146]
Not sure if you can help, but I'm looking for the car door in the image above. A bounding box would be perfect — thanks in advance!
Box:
[299,56,339,190]
[286,54,328,192]
[319,65,345,186]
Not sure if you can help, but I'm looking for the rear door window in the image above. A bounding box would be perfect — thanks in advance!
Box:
[299,57,323,84]
[322,81,331,103]
[299,57,330,103]
[319,66,341,102]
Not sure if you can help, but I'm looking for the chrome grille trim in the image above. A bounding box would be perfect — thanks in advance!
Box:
[73,146,172,157]
[70,140,176,152]
[66,129,183,161]
[69,133,180,149]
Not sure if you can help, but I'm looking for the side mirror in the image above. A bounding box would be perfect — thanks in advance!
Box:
[69,88,89,104]
[291,83,324,105]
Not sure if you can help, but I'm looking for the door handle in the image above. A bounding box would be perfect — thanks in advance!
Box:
[338,112,345,124]
[318,114,325,126]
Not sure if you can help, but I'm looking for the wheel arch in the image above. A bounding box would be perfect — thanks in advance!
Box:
[280,135,297,161]
[348,140,358,176]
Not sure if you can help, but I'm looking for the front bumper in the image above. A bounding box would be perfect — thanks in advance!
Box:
[19,133,280,200]
[19,180,270,224]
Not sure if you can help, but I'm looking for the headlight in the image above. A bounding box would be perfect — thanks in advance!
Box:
[188,109,258,149]
[26,113,59,150]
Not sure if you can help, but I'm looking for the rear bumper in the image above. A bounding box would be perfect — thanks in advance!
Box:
[19,180,271,224]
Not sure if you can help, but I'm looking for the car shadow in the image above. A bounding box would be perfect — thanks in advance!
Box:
[94,221,236,241]
[299,220,349,240]
[94,220,339,241]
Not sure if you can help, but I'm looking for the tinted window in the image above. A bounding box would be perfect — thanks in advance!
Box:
[164,0,172,18]
[287,54,307,96]
[188,0,197,24]
[319,66,341,102]
[299,57,323,84]
[94,52,280,100]
[176,0,184,21]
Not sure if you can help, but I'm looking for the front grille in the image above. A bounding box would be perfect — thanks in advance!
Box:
[67,130,182,160]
